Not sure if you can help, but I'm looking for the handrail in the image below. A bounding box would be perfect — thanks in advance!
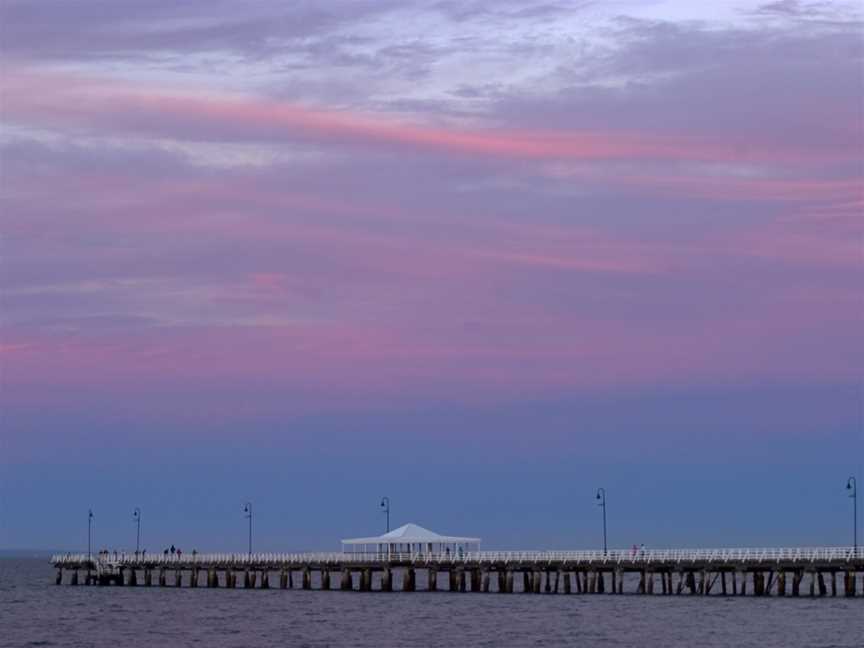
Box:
[51,546,864,567]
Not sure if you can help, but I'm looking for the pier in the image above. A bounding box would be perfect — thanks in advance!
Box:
[52,547,863,597]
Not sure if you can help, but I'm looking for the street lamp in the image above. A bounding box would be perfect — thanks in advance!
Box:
[380,496,390,533]
[243,502,253,557]
[133,507,141,553]
[596,488,607,555]
[847,477,858,552]
[88,509,94,561]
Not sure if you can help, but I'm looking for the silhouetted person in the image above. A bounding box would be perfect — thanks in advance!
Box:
[170,545,176,555]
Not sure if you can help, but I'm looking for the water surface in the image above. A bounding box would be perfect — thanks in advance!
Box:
[1,559,860,647]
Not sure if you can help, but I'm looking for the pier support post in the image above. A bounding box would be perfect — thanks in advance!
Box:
[280,570,288,589]
[544,571,552,593]
[145,569,152,587]
[458,570,466,592]
[340,569,352,591]
[598,571,607,594]
[638,571,645,594]
[844,571,856,597]
[534,571,542,594]
[497,570,506,593]
[552,571,560,594]
[321,570,331,590]
[261,571,269,589]
[129,569,137,586]
[159,568,166,587]
[472,569,482,592]
[831,572,837,597]
[752,572,762,596]
[175,570,182,588]
[424,568,433,592]
[817,572,826,596]
[792,570,801,597]
[190,569,198,588]
[777,571,785,596]
[647,571,655,594]
[809,571,816,597]
[401,567,415,592]
[482,571,490,593]
[686,571,696,595]
[523,572,532,593]
[227,571,235,588]
[243,571,251,588]
[505,571,514,593]
[564,572,572,594]
[56,569,62,586]
[250,571,258,589]
[720,572,726,596]
[70,570,78,586]
[302,568,311,590]
[449,569,457,592]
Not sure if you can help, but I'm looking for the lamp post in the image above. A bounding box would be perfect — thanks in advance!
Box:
[243,502,252,557]
[88,509,94,561]
[380,496,390,533]
[133,507,141,553]
[596,488,607,555]
[848,477,858,552]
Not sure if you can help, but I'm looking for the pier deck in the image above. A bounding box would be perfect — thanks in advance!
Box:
[52,547,863,596]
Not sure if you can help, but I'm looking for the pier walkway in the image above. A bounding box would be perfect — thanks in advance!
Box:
[52,547,863,596]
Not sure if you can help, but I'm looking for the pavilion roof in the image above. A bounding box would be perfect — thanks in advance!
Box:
[341,522,480,545]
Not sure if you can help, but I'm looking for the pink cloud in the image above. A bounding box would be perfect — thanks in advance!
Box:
[4,67,856,165]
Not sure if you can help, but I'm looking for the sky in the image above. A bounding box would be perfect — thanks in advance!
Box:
[0,0,862,553]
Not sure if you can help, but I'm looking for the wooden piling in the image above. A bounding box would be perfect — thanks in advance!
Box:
[321,569,331,590]
[70,570,78,586]
[792,570,801,597]
[497,570,506,593]
[424,568,433,592]
[534,571,542,594]
[686,571,697,594]
[553,571,560,594]
[302,568,311,590]
[340,569,352,591]
[777,571,785,596]
[638,571,645,594]
[56,569,62,586]
[159,568,166,587]
[544,571,551,593]
[482,571,490,593]
[809,571,815,597]
[523,572,532,593]
[505,571,514,593]
[280,570,288,589]
[564,572,572,594]
[175,570,182,588]
[720,571,727,596]
[818,572,826,597]
[831,571,837,597]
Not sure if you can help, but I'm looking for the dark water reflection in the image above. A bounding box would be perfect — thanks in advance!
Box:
[1,559,860,647]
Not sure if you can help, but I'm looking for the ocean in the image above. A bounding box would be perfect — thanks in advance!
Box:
[1,558,860,647]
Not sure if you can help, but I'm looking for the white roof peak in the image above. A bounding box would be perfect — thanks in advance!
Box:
[341,522,481,545]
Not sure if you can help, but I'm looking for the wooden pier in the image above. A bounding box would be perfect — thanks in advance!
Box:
[52,547,863,597]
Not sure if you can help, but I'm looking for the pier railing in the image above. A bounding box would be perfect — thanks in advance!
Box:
[52,546,864,568]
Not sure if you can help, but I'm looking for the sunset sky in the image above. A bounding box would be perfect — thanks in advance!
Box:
[1,0,861,552]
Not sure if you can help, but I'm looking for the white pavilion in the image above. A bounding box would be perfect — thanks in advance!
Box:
[341,523,481,558]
